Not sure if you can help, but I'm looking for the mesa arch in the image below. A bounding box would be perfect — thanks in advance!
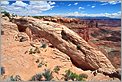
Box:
[11,17,118,76]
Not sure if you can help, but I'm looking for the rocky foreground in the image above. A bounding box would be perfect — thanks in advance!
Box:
[1,17,121,81]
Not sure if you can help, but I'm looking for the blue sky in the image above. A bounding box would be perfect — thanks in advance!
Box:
[0,1,121,18]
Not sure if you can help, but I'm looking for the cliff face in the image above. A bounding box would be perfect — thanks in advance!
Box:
[11,17,117,75]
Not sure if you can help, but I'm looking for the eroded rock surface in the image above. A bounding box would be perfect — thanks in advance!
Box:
[11,17,118,76]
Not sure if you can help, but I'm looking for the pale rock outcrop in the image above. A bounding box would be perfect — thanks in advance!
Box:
[1,18,18,34]
[2,17,10,22]
[11,17,119,76]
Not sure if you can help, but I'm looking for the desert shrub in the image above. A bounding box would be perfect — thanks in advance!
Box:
[35,59,40,63]
[38,62,43,68]
[10,75,22,81]
[76,74,88,81]
[40,43,47,48]
[79,73,88,79]
[29,48,33,54]
[64,69,77,81]
[12,13,16,17]
[42,69,53,81]
[30,73,42,81]
[35,47,40,53]
[38,61,47,68]
[30,69,53,81]
[77,44,81,50]
[1,67,5,75]
[53,66,60,74]
[1,11,10,18]
[64,69,88,81]
[29,47,40,54]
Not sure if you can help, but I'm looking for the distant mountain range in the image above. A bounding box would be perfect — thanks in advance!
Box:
[65,16,121,20]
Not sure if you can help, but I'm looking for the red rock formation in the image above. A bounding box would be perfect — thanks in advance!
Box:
[11,17,119,77]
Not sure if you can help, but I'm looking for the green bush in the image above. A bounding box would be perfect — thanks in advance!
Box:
[42,69,53,81]
[29,47,40,54]
[40,43,47,48]
[1,11,10,18]
[64,69,88,81]
[10,75,22,81]
[78,73,88,80]
[53,66,60,74]
[38,61,44,68]
[38,61,47,68]
[35,59,40,63]
[30,69,53,81]
[29,48,33,54]
[30,73,42,81]
[64,70,77,81]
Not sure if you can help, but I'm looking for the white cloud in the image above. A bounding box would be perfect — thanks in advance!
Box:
[79,7,84,10]
[51,11,121,18]
[101,3,108,5]
[103,11,121,18]
[108,1,121,4]
[1,1,55,16]
[0,1,9,6]
[1,1,120,18]
[39,11,121,18]
[68,4,71,6]
[11,1,28,7]
[74,3,78,5]
[29,1,55,11]
[30,1,46,5]
[91,6,95,8]
[100,1,121,5]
